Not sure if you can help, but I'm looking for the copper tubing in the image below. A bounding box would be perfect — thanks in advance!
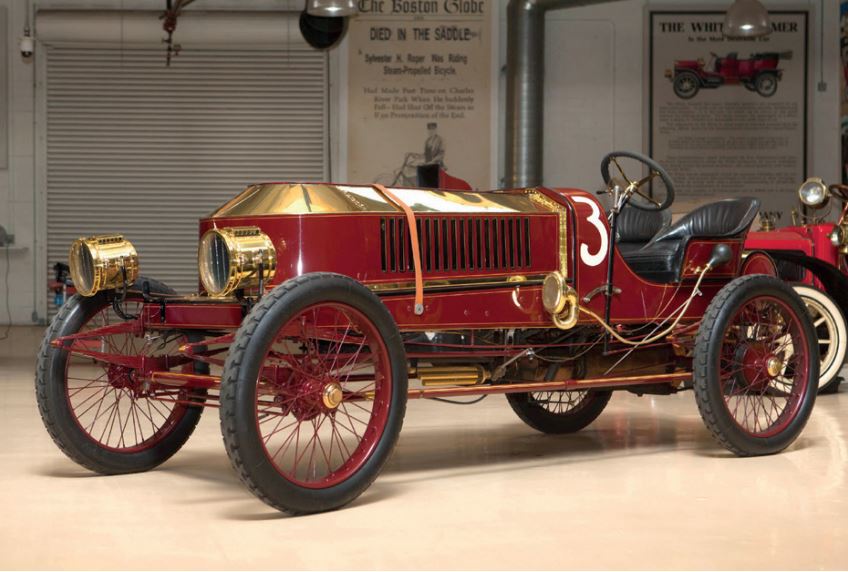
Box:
[148,370,690,399]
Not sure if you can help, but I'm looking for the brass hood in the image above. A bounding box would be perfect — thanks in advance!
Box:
[209,183,549,218]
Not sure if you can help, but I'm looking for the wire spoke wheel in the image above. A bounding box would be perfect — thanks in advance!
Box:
[529,390,589,414]
[36,278,205,474]
[257,303,391,488]
[694,275,817,456]
[507,388,611,434]
[220,273,407,515]
[718,297,808,437]
[65,302,196,452]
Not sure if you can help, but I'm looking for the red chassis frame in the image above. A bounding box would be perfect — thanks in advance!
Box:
[53,185,751,406]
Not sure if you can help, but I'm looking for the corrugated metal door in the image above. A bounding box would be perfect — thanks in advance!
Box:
[45,46,327,310]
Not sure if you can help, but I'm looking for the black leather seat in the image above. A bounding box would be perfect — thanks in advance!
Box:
[616,205,670,257]
[619,197,760,283]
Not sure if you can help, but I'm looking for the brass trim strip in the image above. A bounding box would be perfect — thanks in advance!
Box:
[526,189,568,278]
[368,274,545,294]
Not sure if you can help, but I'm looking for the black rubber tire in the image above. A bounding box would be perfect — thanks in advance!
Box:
[35,277,206,474]
[693,275,818,456]
[673,71,700,99]
[755,73,779,97]
[506,390,611,434]
[219,272,408,515]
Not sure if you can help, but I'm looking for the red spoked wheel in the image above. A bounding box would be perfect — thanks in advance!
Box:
[220,273,407,515]
[694,275,818,456]
[36,278,206,474]
[257,303,391,487]
[506,389,611,434]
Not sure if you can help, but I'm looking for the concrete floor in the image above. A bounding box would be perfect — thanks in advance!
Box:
[2,327,847,570]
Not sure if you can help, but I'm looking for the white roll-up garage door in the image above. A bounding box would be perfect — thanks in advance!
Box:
[43,12,328,312]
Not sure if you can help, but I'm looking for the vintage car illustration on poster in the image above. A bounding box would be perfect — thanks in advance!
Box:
[667,51,792,99]
[37,151,819,515]
[745,177,848,393]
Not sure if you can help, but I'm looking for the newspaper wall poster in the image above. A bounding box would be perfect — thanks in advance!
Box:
[346,1,494,190]
[648,11,808,220]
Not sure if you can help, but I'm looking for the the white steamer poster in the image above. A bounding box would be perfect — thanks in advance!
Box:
[648,11,808,218]
[346,1,493,190]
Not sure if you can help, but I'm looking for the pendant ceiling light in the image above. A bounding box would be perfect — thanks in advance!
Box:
[724,0,771,38]
[306,0,359,18]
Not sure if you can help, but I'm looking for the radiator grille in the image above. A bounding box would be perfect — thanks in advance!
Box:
[380,216,532,273]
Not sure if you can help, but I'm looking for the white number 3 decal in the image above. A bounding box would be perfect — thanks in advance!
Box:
[572,196,608,267]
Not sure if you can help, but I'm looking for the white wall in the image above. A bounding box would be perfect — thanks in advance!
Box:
[0,0,842,324]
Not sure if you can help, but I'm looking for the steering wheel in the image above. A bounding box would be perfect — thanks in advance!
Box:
[829,184,848,202]
[600,151,676,212]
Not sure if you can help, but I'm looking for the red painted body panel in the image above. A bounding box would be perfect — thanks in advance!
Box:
[199,213,561,289]
[191,186,751,331]
[745,224,838,286]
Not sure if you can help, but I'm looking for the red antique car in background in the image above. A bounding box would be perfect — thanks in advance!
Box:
[37,152,819,515]
[667,51,791,99]
[745,178,848,393]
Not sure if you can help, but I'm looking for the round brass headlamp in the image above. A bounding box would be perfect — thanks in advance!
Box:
[798,177,829,208]
[542,271,569,315]
[68,235,139,297]
[199,227,277,297]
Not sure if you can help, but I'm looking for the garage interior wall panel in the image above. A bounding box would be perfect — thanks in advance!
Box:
[45,45,327,308]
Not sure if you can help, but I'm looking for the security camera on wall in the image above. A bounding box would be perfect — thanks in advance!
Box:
[20,28,33,58]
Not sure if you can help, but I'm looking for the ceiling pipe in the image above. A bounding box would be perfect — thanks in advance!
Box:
[505,0,622,188]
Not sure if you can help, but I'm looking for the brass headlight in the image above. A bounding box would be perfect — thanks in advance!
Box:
[798,177,829,208]
[199,227,276,297]
[542,271,579,330]
[68,235,139,297]
[542,271,569,315]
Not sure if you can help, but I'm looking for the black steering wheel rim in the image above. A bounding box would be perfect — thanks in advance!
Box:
[600,150,676,212]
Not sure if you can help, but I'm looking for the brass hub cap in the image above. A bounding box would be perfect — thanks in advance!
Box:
[766,356,783,378]
[322,382,343,409]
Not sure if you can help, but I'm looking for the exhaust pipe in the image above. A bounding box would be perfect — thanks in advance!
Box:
[505,0,624,188]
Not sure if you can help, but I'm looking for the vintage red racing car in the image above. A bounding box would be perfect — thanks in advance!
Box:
[37,151,819,514]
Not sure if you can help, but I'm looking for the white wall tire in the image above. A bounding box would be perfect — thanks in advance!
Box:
[793,285,847,393]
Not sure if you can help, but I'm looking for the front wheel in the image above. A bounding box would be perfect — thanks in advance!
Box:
[219,273,407,515]
[693,275,818,456]
[35,278,206,474]
[673,72,700,99]
[793,285,846,394]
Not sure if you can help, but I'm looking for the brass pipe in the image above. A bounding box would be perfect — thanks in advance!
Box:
[407,371,691,399]
[412,365,488,387]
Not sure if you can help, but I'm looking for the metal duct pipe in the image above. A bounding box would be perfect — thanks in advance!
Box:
[505,0,622,188]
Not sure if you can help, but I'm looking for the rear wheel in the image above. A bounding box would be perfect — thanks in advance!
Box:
[219,273,407,515]
[35,278,206,474]
[694,275,817,456]
[506,390,611,434]
[793,285,846,394]
[755,73,778,97]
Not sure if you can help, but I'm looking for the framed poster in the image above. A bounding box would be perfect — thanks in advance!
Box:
[647,10,809,219]
[345,1,494,190]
